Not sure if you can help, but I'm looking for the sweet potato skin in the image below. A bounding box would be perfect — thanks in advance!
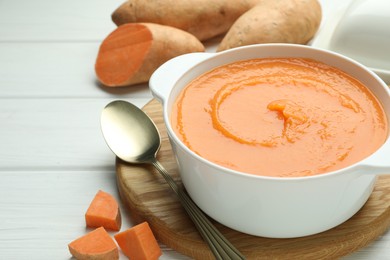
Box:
[217,0,322,51]
[95,23,205,87]
[112,0,261,41]
[131,23,205,85]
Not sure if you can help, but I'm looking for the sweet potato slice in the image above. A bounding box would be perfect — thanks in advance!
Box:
[111,0,262,41]
[85,190,121,231]
[217,0,322,51]
[114,222,162,260]
[95,22,205,87]
[68,227,119,260]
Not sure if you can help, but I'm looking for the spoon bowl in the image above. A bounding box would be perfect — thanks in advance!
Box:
[101,100,245,260]
[101,100,160,164]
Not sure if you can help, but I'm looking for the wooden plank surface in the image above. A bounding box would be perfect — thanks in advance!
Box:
[0,0,389,259]
[0,0,119,41]
[0,98,150,169]
[0,43,151,98]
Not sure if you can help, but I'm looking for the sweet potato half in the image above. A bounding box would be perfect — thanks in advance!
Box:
[95,22,204,87]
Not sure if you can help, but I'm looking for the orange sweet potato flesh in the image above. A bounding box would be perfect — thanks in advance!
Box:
[114,222,162,260]
[217,0,322,51]
[111,0,262,41]
[95,22,205,87]
[68,227,119,260]
[85,190,121,231]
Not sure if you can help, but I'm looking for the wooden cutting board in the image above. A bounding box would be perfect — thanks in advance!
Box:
[116,99,390,260]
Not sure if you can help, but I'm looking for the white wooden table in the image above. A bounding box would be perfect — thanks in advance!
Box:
[0,0,389,259]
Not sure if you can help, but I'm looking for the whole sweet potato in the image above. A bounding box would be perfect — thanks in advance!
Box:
[217,0,322,51]
[112,0,261,41]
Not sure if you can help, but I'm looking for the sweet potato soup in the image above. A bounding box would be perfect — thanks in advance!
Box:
[171,58,388,177]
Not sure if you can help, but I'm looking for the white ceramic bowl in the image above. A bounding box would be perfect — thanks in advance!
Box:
[149,44,390,238]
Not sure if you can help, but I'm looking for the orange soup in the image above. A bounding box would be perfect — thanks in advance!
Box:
[171,58,388,177]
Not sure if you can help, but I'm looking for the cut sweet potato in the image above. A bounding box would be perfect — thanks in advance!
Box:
[95,22,205,87]
[217,0,322,51]
[114,222,162,260]
[85,190,121,231]
[111,0,262,41]
[68,227,119,260]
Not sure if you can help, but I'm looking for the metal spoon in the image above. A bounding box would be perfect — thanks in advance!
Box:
[101,100,245,260]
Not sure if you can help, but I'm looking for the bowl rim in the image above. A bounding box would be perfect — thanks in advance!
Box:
[161,43,390,182]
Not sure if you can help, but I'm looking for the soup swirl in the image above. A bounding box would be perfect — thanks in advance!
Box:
[171,58,388,177]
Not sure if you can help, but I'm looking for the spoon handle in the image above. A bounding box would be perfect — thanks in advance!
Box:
[152,159,246,260]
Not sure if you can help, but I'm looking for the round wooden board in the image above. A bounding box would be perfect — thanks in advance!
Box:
[116,99,390,260]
